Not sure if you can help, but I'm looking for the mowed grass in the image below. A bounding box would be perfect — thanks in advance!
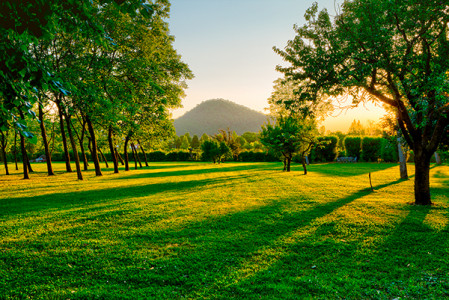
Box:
[0,161,448,299]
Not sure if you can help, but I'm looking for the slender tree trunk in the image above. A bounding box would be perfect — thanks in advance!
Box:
[137,139,149,167]
[18,111,29,179]
[98,147,109,168]
[397,127,408,180]
[302,156,307,175]
[76,119,89,171]
[413,147,432,205]
[124,134,131,171]
[25,151,34,173]
[85,115,102,176]
[132,142,142,168]
[19,133,29,179]
[65,114,83,180]
[434,152,442,165]
[0,131,9,175]
[13,131,18,170]
[108,125,119,173]
[131,142,138,170]
[115,148,124,165]
[38,104,55,176]
[56,100,72,172]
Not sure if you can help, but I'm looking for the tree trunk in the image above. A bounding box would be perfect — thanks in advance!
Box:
[85,116,102,176]
[115,148,124,165]
[18,111,29,179]
[124,134,131,171]
[38,104,55,176]
[19,133,29,179]
[108,126,119,173]
[397,128,408,180]
[25,151,34,173]
[286,156,292,172]
[13,131,18,170]
[0,131,9,175]
[98,147,109,168]
[56,100,72,172]
[65,114,83,180]
[302,156,307,175]
[434,152,442,165]
[137,139,149,167]
[132,142,142,168]
[131,142,138,170]
[413,148,432,205]
[77,119,89,171]
[283,157,287,171]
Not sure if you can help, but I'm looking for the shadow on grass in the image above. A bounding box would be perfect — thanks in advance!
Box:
[0,174,249,218]
[105,178,406,297]
[310,163,398,177]
[110,163,278,181]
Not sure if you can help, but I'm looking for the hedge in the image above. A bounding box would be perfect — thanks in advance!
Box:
[310,136,339,162]
[344,137,362,158]
[380,138,399,162]
[362,137,383,162]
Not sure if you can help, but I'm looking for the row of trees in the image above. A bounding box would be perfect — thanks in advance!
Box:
[0,0,192,180]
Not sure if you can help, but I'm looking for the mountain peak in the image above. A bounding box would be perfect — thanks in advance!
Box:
[174,99,268,135]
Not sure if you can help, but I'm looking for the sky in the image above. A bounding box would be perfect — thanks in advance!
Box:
[168,0,387,132]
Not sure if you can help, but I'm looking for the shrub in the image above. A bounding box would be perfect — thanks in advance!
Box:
[362,137,383,162]
[380,138,398,162]
[344,137,362,158]
[148,151,167,161]
[310,136,339,162]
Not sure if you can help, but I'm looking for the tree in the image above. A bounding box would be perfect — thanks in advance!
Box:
[191,135,200,149]
[260,116,317,173]
[274,1,449,205]
[201,140,230,164]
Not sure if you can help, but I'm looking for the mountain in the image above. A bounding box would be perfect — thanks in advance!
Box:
[174,99,269,136]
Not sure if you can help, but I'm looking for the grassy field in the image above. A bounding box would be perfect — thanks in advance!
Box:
[0,161,448,299]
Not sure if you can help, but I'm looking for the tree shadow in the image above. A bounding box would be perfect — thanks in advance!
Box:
[310,163,398,177]
[110,163,277,181]
[0,174,248,218]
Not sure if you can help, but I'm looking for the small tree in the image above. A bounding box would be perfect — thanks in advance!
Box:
[201,140,230,164]
[191,135,200,149]
[261,116,317,173]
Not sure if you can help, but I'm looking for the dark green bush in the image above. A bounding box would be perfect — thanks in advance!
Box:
[148,151,167,161]
[310,136,339,162]
[362,137,383,162]
[380,138,398,162]
[239,151,278,162]
[344,137,362,158]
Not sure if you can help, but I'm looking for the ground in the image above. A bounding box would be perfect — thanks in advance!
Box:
[0,162,448,299]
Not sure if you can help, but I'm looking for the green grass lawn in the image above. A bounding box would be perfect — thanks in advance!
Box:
[0,161,448,299]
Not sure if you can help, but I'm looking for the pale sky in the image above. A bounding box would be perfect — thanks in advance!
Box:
[168,0,386,132]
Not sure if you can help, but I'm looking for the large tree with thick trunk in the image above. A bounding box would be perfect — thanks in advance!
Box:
[274,0,449,205]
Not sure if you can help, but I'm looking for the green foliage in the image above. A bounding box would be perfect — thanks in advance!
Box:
[310,136,339,162]
[381,137,399,163]
[191,135,200,149]
[344,137,362,158]
[362,137,383,162]
[260,116,317,167]
[238,151,278,162]
[201,140,230,163]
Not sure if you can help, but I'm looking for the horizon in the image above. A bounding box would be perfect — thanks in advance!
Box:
[173,98,387,134]
[168,0,386,133]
